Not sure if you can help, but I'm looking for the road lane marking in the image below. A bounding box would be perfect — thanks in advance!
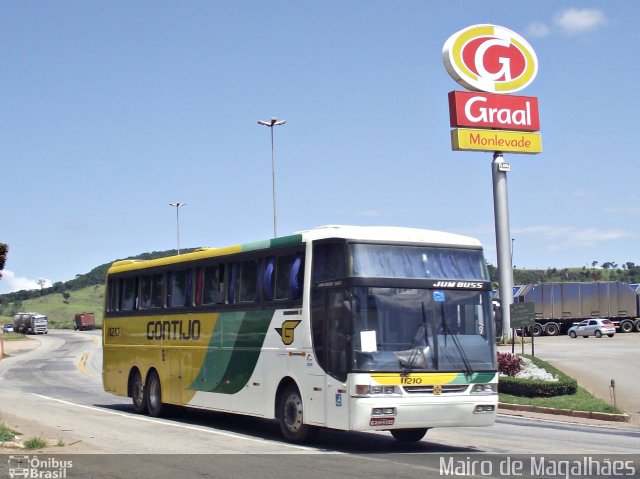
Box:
[76,352,95,379]
[31,393,319,452]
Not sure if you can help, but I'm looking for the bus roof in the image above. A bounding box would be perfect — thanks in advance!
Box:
[298,225,482,247]
[107,225,482,275]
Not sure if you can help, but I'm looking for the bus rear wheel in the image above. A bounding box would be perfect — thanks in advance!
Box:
[131,369,147,414]
[146,371,165,417]
[278,385,317,443]
[390,428,428,443]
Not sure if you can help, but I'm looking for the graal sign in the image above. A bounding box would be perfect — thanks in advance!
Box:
[443,24,538,94]
[449,91,540,131]
[443,24,541,154]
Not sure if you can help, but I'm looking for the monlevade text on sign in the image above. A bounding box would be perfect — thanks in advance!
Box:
[451,128,542,154]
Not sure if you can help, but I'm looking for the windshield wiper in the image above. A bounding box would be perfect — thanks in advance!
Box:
[440,303,473,377]
[399,302,430,375]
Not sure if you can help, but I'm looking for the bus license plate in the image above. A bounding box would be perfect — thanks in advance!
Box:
[370,417,395,426]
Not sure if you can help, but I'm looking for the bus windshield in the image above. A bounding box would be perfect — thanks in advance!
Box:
[351,287,496,373]
[351,244,488,280]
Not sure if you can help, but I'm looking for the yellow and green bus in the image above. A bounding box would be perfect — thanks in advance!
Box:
[103,225,497,443]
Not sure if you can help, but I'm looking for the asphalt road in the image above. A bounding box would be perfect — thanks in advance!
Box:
[499,333,640,424]
[1,330,639,479]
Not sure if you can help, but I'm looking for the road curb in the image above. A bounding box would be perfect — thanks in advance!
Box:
[499,402,631,422]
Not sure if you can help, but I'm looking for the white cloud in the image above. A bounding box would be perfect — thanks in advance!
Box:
[0,270,52,292]
[554,8,607,35]
[526,22,551,38]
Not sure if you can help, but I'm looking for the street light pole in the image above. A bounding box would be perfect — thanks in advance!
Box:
[258,117,286,237]
[169,202,187,254]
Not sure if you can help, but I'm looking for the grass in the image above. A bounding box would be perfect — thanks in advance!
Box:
[1,332,27,341]
[499,355,623,414]
[500,386,622,414]
[24,436,48,449]
[0,421,17,442]
[0,284,104,329]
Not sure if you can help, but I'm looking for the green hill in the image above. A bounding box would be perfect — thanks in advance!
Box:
[0,248,198,324]
[0,284,105,329]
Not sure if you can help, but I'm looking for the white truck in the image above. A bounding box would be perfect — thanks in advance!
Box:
[13,312,48,334]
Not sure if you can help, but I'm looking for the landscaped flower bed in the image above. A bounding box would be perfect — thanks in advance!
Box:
[498,353,577,397]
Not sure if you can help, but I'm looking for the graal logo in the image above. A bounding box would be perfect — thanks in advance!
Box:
[8,455,73,479]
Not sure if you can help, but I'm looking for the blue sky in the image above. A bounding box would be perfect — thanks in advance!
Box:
[1,1,639,294]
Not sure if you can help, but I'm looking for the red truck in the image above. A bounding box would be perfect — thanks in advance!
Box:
[74,312,95,331]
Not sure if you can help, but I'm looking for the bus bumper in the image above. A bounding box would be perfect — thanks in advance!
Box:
[349,396,497,431]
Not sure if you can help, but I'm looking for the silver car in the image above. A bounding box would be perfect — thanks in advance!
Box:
[568,318,615,338]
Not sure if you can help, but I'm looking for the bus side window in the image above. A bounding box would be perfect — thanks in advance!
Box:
[229,260,259,304]
[312,242,346,283]
[239,260,258,303]
[263,257,275,301]
[120,277,138,311]
[139,275,152,309]
[168,269,192,308]
[107,279,118,312]
[202,264,225,305]
[287,254,303,300]
[150,273,164,308]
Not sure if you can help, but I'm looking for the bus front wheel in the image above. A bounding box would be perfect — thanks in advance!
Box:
[278,385,317,443]
[146,371,164,417]
[390,428,428,443]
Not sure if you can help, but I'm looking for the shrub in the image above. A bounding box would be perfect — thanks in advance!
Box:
[497,352,522,376]
[499,355,577,397]
[0,422,17,442]
[24,436,48,449]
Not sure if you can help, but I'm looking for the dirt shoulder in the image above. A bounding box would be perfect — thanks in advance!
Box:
[1,335,41,356]
[0,410,96,453]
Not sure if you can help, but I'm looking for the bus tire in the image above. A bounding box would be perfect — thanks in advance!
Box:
[130,369,147,414]
[277,384,317,443]
[146,370,165,418]
[390,428,428,443]
[636,321,640,333]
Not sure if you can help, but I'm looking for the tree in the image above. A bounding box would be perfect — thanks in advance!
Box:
[0,243,8,280]
[591,261,598,268]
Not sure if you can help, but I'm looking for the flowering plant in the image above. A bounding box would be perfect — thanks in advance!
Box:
[497,351,523,376]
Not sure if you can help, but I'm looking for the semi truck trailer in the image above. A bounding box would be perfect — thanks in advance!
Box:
[513,281,640,336]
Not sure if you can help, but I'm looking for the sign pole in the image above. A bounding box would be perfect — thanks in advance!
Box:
[492,152,514,340]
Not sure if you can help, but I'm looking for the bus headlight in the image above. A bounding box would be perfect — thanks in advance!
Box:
[470,383,498,395]
[372,407,396,416]
[354,385,400,397]
[474,405,495,413]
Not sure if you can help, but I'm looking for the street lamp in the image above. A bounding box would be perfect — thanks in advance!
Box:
[258,117,286,237]
[169,202,187,254]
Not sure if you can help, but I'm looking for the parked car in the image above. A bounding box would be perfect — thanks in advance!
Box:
[2,323,14,333]
[568,318,616,338]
